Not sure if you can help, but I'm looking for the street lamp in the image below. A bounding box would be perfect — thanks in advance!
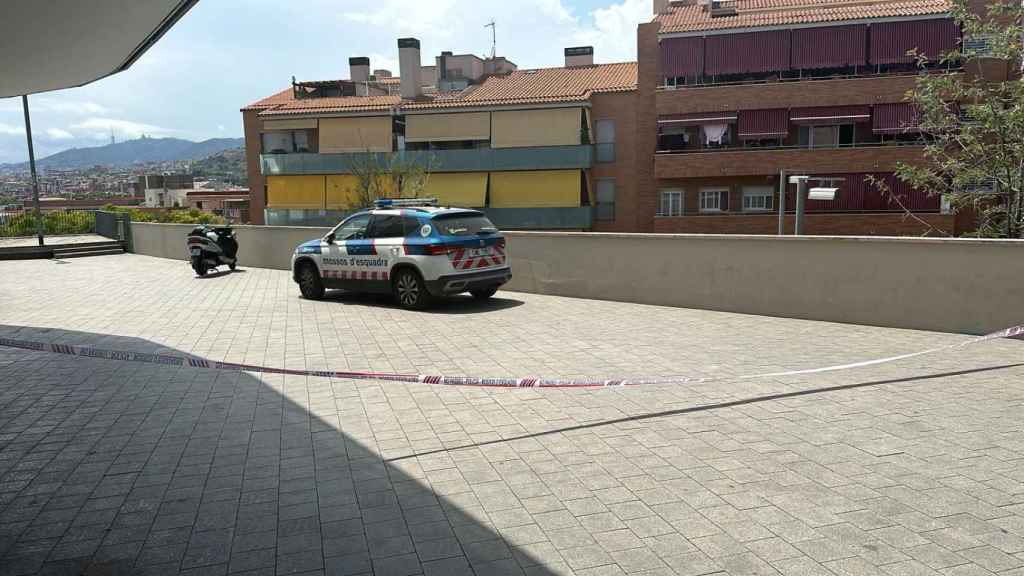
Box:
[783,175,844,235]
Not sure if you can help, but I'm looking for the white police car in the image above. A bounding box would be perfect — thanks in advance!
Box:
[291,198,511,309]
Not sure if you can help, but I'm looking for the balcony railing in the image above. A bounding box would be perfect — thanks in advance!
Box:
[657,64,962,91]
[656,140,926,155]
[265,206,594,230]
[261,145,594,176]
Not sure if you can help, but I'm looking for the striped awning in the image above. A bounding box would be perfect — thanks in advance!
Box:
[738,109,789,139]
[705,30,791,76]
[792,25,868,70]
[659,36,704,78]
[658,112,737,125]
[873,103,921,134]
[791,105,871,125]
[870,19,960,65]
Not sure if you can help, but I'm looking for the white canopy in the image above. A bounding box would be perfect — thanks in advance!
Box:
[0,0,198,97]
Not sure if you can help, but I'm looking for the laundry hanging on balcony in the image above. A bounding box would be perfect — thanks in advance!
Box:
[702,124,729,145]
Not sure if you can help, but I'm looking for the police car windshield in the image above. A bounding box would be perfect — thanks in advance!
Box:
[433,214,497,237]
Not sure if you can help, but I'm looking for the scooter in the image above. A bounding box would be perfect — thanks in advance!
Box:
[187,225,238,276]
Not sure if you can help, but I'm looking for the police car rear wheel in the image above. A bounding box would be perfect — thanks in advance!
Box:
[298,264,324,300]
[394,269,430,310]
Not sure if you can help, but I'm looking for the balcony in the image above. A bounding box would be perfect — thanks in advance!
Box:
[265,206,594,230]
[261,145,594,176]
[656,75,928,117]
[655,143,926,179]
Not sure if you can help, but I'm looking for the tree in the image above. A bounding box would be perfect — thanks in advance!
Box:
[344,151,438,209]
[892,0,1024,237]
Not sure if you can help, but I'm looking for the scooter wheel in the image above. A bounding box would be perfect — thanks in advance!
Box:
[191,256,207,277]
[229,262,237,271]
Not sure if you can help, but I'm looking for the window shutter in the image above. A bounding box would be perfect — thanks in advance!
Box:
[720,190,730,212]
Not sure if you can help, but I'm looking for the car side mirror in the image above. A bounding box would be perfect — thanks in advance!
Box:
[325,233,335,244]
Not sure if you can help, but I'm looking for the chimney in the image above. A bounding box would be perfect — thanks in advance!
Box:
[349,57,370,83]
[653,0,670,14]
[398,38,423,99]
[564,46,594,67]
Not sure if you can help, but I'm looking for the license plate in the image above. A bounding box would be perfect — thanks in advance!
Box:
[467,247,491,257]
[190,248,202,256]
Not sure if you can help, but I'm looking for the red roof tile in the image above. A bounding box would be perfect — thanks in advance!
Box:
[656,0,952,34]
[248,62,638,117]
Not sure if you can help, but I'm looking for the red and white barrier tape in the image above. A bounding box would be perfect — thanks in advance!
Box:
[0,325,1021,388]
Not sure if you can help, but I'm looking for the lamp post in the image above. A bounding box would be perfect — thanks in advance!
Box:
[21,95,44,247]
[788,174,841,235]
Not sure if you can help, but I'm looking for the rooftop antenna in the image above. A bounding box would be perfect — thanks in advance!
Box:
[485,19,496,59]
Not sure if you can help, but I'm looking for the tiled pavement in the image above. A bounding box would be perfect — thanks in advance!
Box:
[0,234,110,248]
[1,254,1023,576]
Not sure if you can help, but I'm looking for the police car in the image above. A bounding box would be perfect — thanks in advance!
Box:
[291,198,511,309]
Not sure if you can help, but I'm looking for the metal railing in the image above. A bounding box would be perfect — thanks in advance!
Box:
[657,65,962,91]
[0,209,97,238]
[655,140,925,155]
[261,145,595,176]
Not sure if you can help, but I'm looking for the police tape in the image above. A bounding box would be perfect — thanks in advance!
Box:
[0,325,1022,389]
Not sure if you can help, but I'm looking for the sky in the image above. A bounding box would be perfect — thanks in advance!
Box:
[0,0,650,165]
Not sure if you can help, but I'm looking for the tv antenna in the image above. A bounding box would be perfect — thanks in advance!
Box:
[485,19,496,59]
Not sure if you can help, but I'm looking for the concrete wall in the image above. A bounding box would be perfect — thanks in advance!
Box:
[503,232,1024,335]
[131,222,330,272]
[131,222,1024,335]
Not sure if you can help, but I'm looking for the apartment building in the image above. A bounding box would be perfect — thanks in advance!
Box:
[242,0,1000,235]
[242,41,635,229]
[624,0,1002,236]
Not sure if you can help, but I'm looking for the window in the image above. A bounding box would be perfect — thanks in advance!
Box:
[402,217,423,236]
[595,119,616,163]
[333,213,370,240]
[432,214,498,236]
[799,125,854,148]
[657,124,691,152]
[742,187,773,212]
[367,215,406,239]
[261,130,316,154]
[700,189,728,213]
[595,179,615,221]
[195,201,204,210]
[658,190,683,217]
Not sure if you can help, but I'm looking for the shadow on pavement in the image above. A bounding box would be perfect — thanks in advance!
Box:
[322,291,525,314]
[385,362,1024,464]
[0,324,555,576]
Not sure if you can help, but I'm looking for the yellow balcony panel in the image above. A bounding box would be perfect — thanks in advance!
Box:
[319,116,392,153]
[406,112,490,143]
[423,173,488,208]
[490,170,581,208]
[266,175,325,209]
[491,108,582,149]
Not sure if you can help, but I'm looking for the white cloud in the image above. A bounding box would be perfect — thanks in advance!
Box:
[0,98,109,116]
[71,117,175,139]
[0,122,24,136]
[338,0,648,66]
[573,0,649,62]
[45,128,74,140]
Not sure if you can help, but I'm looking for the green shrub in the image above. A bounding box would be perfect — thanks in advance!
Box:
[102,205,226,225]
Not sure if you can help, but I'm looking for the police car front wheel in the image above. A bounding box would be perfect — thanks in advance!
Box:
[297,263,325,300]
[393,269,430,310]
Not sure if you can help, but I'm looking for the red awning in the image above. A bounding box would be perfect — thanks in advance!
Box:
[873,103,920,134]
[658,112,737,125]
[705,30,790,76]
[792,25,868,69]
[791,105,871,125]
[738,109,789,139]
[870,19,960,65]
[803,173,938,212]
[659,36,704,78]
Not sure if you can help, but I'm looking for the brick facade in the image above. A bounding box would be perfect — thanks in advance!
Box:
[653,212,955,236]
[591,91,640,233]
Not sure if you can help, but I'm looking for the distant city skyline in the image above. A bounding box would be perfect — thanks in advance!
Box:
[0,0,648,164]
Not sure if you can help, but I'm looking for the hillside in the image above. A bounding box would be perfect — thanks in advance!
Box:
[0,136,244,171]
[191,147,247,186]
